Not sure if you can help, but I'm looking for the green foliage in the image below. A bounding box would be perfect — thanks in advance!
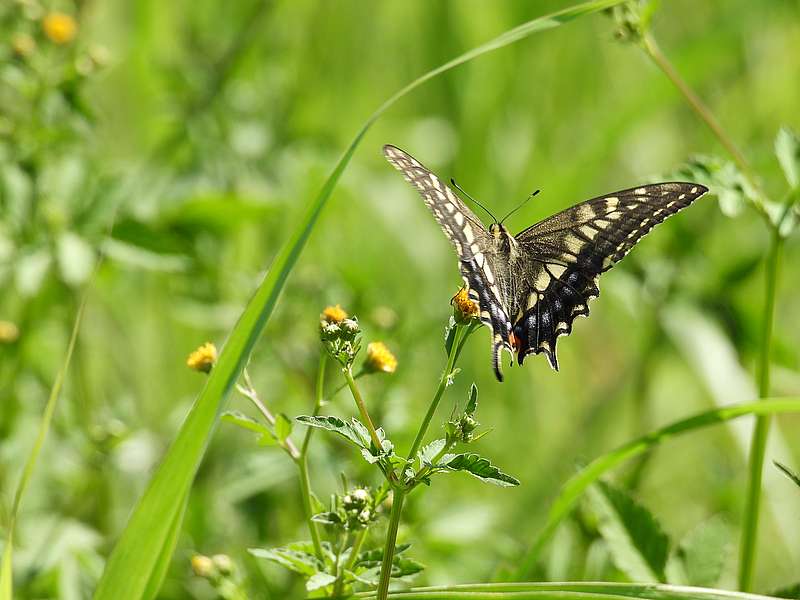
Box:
[585,481,669,582]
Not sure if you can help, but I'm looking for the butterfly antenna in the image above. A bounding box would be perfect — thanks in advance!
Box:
[451,178,499,224]
[500,189,540,224]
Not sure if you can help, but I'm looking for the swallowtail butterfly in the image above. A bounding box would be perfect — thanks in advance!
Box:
[383,144,708,381]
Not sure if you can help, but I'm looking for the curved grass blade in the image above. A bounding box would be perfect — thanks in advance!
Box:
[354,582,782,599]
[516,398,800,579]
[94,1,628,597]
[0,294,88,600]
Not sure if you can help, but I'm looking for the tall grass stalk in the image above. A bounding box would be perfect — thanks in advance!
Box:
[639,29,782,591]
[93,2,628,597]
[0,289,89,600]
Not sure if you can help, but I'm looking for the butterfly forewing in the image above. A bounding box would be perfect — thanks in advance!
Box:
[383,144,514,379]
[511,183,708,369]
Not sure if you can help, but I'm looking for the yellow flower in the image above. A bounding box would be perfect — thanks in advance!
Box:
[12,33,36,57]
[190,554,215,578]
[321,304,348,324]
[186,342,217,373]
[43,12,77,44]
[365,341,397,374]
[0,321,20,344]
[451,287,479,323]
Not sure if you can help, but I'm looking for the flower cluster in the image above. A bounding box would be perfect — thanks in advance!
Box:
[447,412,479,444]
[314,486,379,532]
[320,312,362,367]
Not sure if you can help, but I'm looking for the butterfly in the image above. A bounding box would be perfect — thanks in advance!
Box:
[383,144,708,381]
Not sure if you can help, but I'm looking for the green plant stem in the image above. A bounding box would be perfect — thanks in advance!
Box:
[236,374,300,459]
[343,366,385,454]
[376,489,406,600]
[298,354,327,562]
[407,324,464,462]
[738,231,782,591]
[640,31,769,222]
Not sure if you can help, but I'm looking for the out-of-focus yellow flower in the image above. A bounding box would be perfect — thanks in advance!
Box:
[365,341,397,374]
[12,33,36,57]
[43,12,76,44]
[187,342,217,373]
[321,304,348,324]
[191,554,215,578]
[451,287,479,323]
[0,321,20,343]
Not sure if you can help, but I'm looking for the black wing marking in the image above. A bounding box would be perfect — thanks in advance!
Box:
[512,182,708,370]
[383,145,513,379]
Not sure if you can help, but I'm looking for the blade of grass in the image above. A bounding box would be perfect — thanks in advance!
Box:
[0,292,89,600]
[516,398,800,579]
[94,1,627,597]
[356,581,781,600]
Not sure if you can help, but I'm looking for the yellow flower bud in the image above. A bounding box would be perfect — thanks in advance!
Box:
[0,321,20,344]
[451,287,479,324]
[186,342,217,373]
[321,304,348,324]
[191,554,215,578]
[12,33,36,57]
[43,12,77,45]
[365,341,397,374]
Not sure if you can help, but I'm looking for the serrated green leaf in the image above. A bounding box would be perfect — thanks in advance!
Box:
[296,415,367,449]
[441,453,520,487]
[248,546,323,576]
[356,543,412,568]
[586,480,669,582]
[775,461,800,488]
[306,572,336,592]
[466,383,478,415]
[418,439,446,467]
[221,411,276,446]
[676,515,729,587]
[392,557,425,578]
[275,413,293,443]
[776,126,800,188]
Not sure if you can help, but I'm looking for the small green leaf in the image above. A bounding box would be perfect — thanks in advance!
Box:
[775,461,800,488]
[586,480,669,582]
[248,546,322,576]
[275,413,293,443]
[356,543,412,568]
[675,515,729,587]
[391,557,425,578]
[443,316,457,355]
[221,411,276,446]
[296,415,367,449]
[776,126,800,188]
[466,383,478,415]
[440,453,520,487]
[418,439,446,467]
[306,572,336,592]
[311,512,342,526]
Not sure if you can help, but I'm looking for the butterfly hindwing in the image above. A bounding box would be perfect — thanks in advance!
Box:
[512,183,708,369]
[383,145,514,379]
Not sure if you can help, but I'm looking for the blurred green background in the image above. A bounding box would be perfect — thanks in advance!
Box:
[1,0,799,598]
